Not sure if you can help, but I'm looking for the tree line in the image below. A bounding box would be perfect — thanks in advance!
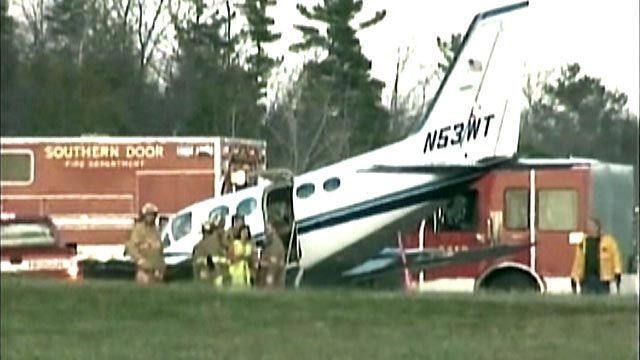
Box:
[1,1,637,174]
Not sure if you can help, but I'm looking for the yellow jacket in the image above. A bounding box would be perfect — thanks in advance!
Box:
[571,234,622,282]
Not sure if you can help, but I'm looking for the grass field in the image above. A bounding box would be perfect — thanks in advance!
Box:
[1,277,638,360]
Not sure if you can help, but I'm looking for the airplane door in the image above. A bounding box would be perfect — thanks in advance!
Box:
[262,182,302,287]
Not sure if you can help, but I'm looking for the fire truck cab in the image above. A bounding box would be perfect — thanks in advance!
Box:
[403,158,638,294]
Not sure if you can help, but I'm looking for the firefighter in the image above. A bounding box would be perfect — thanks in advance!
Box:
[227,214,245,240]
[125,203,165,284]
[256,222,286,289]
[225,214,245,256]
[571,218,623,294]
[228,226,253,288]
[192,213,227,283]
[212,213,232,287]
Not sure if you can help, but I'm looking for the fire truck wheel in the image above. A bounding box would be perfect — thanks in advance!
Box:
[478,269,540,293]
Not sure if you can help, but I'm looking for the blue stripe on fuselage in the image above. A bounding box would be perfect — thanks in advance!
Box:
[296,170,482,235]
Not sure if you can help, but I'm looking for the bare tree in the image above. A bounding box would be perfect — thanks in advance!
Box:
[134,0,169,70]
[265,64,351,173]
[386,46,439,142]
[113,0,133,31]
[20,0,46,51]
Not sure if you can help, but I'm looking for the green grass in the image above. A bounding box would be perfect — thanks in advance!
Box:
[1,277,638,360]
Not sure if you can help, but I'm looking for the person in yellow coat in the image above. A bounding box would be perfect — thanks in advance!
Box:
[571,218,622,294]
[228,226,253,288]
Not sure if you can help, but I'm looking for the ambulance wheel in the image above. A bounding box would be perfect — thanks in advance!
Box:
[479,270,540,293]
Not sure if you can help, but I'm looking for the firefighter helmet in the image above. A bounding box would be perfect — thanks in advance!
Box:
[140,202,159,216]
[209,212,225,228]
[202,219,214,232]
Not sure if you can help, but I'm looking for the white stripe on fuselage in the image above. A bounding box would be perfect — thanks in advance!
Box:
[293,148,439,269]
[298,203,424,269]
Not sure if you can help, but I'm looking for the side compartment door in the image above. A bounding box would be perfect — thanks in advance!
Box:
[137,172,213,214]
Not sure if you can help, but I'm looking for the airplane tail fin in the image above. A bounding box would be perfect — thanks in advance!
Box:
[405,2,529,164]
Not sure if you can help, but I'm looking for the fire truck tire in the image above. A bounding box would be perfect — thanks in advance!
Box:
[478,269,541,293]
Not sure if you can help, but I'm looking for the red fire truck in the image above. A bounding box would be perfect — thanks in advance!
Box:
[0,136,266,261]
[400,158,638,294]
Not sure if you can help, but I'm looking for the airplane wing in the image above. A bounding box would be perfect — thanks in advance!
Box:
[362,157,591,175]
[341,244,529,280]
[360,156,513,174]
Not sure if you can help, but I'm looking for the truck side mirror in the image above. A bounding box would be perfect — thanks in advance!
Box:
[65,242,78,255]
[157,215,169,233]
[431,209,440,234]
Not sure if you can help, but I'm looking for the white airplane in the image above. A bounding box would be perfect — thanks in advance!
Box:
[162,1,530,286]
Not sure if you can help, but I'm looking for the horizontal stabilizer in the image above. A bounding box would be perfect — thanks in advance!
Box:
[342,244,529,280]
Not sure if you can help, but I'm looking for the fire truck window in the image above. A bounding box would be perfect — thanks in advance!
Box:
[1,223,56,247]
[505,189,529,230]
[209,206,230,220]
[538,190,578,231]
[171,212,192,241]
[236,198,257,217]
[441,191,477,231]
[0,152,33,184]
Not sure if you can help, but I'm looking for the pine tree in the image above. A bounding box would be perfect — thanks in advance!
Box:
[46,0,87,63]
[1,0,19,133]
[168,0,262,137]
[290,0,389,157]
[240,0,281,98]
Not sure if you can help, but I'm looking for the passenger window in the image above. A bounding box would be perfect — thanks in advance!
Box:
[323,177,341,192]
[171,212,192,241]
[538,189,577,231]
[209,206,229,220]
[0,151,34,184]
[296,183,315,199]
[236,198,257,216]
[505,189,529,230]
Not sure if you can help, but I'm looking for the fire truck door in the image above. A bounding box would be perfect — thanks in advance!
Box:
[494,171,536,269]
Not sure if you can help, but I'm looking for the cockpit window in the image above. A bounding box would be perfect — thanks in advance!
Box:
[322,177,341,192]
[209,206,229,220]
[236,198,257,216]
[296,183,315,199]
[171,212,192,241]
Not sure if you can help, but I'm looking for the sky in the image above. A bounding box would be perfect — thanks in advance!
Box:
[268,0,640,115]
[9,0,639,115]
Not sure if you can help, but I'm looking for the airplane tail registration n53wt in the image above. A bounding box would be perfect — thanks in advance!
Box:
[377,1,527,167]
